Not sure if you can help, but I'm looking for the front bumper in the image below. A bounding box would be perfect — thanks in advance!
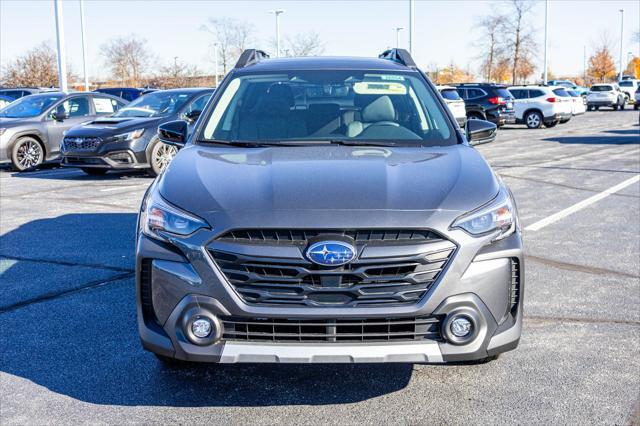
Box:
[137,222,524,363]
[61,149,149,169]
[587,99,616,107]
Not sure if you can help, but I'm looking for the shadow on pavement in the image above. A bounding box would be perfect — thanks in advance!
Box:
[0,214,413,407]
[542,131,639,145]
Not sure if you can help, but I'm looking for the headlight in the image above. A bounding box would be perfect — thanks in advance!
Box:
[0,128,6,136]
[452,187,516,241]
[139,181,209,242]
[113,128,145,142]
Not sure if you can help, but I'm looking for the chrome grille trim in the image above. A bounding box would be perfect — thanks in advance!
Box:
[62,136,102,151]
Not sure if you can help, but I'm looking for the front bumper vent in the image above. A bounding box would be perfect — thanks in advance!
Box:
[221,316,442,342]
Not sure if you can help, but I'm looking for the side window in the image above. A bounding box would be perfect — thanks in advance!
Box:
[59,96,91,117]
[510,89,523,99]
[467,89,484,100]
[185,94,211,114]
[529,90,545,98]
[457,88,467,100]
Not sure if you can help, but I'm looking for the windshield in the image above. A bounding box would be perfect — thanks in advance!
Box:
[0,93,63,118]
[591,85,613,92]
[113,91,192,117]
[201,70,455,146]
[619,81,633,87]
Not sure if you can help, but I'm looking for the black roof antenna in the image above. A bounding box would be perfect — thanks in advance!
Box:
[378,48,416,68]
[235,49,270,69]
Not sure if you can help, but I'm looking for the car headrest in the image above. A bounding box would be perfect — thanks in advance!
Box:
[362,96,395,122]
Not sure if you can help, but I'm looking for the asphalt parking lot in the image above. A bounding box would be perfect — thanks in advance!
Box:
[0,110,638,424]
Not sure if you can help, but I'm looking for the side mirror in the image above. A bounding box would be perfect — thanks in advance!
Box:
[183,109,202,122]
[466,119,497,145]
[52,108,69,121]
[158,120,188,148]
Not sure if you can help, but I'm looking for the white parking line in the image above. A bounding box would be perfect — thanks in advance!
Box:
[99,185,144,192]
[525,174,640,232]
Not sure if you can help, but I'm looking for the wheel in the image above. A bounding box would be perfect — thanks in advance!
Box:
[619,100,625,110]
[612,104,618,111]
[524,111,543,129]
[544,121,558,128]
[81,168,108,176]
[149,141,178,176]
[594,106,599,111]
[11,136,44,171]
[587,105,593,111]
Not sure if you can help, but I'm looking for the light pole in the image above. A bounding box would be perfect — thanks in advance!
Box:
[618,9,624,81]
[408,0,414,55]
[583,45,587,84]
[54,0,68,91]
[213,43,219,87]
[269,9,285,57]
[394,27,404,49]
[79,0,89,91]
[543,0,549,84]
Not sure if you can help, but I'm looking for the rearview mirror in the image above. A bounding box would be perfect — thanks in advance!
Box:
[183,109,202,122]
[466,119,497,145]
[158,120,188,148]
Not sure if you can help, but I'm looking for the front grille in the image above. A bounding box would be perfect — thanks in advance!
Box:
[62,136,101,151]
[63,156,106,165]
[510,258,520,312]
[221,316,442,342]
[218,229,441,244]
[210,229,456,307]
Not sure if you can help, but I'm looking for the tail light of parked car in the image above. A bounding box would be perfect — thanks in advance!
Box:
[546,97,557,103]
[488,96,507,105]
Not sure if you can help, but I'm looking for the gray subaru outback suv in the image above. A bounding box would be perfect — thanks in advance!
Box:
[137,49,523,365]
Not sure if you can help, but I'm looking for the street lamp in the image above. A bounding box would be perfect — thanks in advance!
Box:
[213,43,219,87]
[269,9,285,57]
[618,9,624,81]
[393,27,404,49]
[408,0,414,55]
[53,0,68,91]
[543,0,549,84]
[79,0,89,91]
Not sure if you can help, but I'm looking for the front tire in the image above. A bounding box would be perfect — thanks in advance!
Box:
[81,168,108,176]
[619,100,625,110]
[612,103,618,110]
[148,141,178,177]
[525,111,543,129]
[11,137,44,171]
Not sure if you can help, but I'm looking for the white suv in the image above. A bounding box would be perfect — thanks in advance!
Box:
[436,86,466,127]
[618,79,639,103]
[587,84,626,110]
[508,85,573,128]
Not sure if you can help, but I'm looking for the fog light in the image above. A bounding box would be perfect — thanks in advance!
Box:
[191,318,212,338]
[450,316,473,337]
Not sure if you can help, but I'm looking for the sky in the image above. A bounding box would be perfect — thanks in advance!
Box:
[1,0,639,81]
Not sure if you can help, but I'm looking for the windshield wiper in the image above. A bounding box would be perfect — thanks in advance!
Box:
[327,139,398,147]
[196,139,400,147]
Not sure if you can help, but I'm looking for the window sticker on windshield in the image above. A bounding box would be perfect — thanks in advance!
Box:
[353,82,407,95]
[93,98,115,113]
[379,75,405,81]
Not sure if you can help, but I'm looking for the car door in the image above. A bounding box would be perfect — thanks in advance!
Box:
[45,95,94,156]
[510,89,527,118]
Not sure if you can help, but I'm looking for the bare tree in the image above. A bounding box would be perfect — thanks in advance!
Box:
[101,35,152,86]
[501,0,537,85]
[284,32,325,56]
[475,15,505,81]
[201,18,255,74]
[154,58,201,89]
[1,42,74,87]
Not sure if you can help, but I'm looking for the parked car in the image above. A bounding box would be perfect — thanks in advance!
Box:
[94,87,157,102]
[618,79,639,103]
[453,83,515,127]
[586,84,626,110]
[0,95,14,109]
[0,92,126,171]
[508,85,572,128]
[436,85,466,127]
[549,87,573,123]
[566,89,586,116]
[61,88,213,176]
[547,80,588,96]
[137,48,522,366]
[0,87,56,100]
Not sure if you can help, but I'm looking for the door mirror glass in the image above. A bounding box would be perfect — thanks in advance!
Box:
[183,109,202,122]
[51,106,69,121]
[466,119,497,145]
[158,120,188,148]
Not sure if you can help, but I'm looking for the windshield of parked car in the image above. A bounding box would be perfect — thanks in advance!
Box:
[201,70,455,146]
[0,93,64,118]
[113,91,192,117]
[590,85,613,92]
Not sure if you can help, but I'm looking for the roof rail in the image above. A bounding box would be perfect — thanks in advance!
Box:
[235,49,270,69]
[378,48,416,68]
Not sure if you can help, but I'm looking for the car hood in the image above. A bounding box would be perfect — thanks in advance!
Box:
[158,144,500,231]
[64,117,163,138]
[0,117,39,126]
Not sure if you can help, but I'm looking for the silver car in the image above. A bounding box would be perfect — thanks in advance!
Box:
[0,92,126,171]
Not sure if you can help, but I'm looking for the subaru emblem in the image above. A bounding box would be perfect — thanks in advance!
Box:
[306,241,356,266]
